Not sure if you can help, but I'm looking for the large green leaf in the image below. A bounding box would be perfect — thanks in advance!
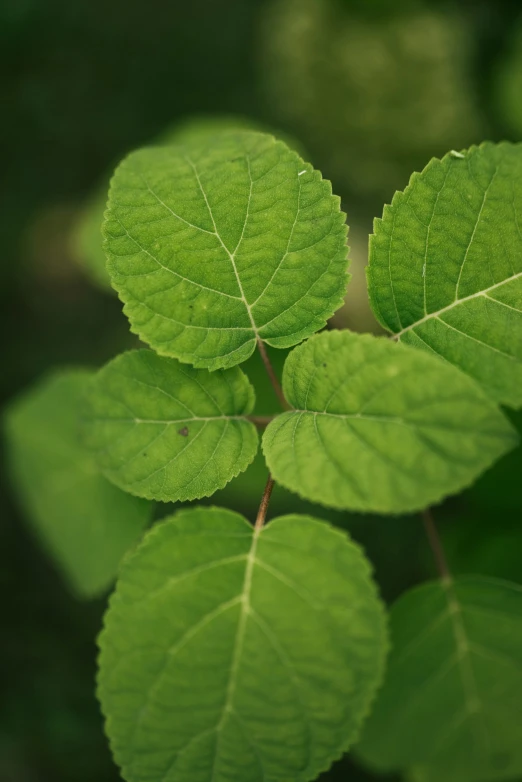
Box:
[104,131,348,369]
[367,142,522,407]
[4,370,152,598]
[262,331,517,513]
[357,576,522,782]
[98,507,387,782]
[81,349,258,502]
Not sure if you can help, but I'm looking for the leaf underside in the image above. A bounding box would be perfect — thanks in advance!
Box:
[4,370,152,598]
[104,131,349,370]
[262,331,517,513]
[98,508,387,782]
[81,350,259,502]
[368,142,522,408]
[357,576,522,782]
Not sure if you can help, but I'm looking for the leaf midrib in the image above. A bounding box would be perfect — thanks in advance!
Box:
[185,155,259,339]
[289,409,505,436]
[125,531,325,782]
[86,415,249,425]
[131,150,307,340]
[393,270,522,339]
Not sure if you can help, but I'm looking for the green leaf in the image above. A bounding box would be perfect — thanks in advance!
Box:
[356,576,522,782]
[367,142,522,408]
[104,130,349,369]
[81,349,258,502]
[72,116,303,294]
[262,331,517,514]
[4,370,152,598]
[98,507,387,782]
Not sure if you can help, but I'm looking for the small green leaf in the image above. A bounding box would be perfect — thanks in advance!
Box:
[98,507,387,782]
[104,131,349,369]
[357,576,522,781]
[81,349,258,502]
[4,370,152,598]
[368,142,522,407]
[262,331,517,513]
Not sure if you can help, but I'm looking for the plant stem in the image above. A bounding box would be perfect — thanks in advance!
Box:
[247,415,275,429]
[257,339,290,410]
[253,343,284,531]
[255,475,275,530]
[421,507,451,582]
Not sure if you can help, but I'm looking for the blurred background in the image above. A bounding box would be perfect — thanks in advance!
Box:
[1,0,522,779]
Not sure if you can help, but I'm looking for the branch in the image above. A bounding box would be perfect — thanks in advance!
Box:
[257,339,290,411]
[421,507,451,582]
[255,475,275,530]
[247,415,275,429]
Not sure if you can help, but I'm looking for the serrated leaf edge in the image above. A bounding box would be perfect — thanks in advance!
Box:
[96,508,389,782]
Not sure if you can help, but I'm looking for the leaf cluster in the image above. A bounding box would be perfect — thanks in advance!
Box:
[5,128,522,782]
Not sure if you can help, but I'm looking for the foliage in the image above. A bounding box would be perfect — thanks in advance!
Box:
[103,130,348,369]
[262,330,515,513]
[81,349,258,502]
[6,128,522,782]
[98,508,387,782]
[72,116,304,294]
[4,370,152,598]
[357,576,522,781]
[368,143,522,408]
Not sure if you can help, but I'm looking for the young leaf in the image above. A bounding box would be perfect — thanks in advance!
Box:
[262,331,517,513]
[98,507,387,782]
[81,350,258,502]
[104,131,349,369]
[4,370,152,598]
[368,142,522,408]
[356,576,522,782]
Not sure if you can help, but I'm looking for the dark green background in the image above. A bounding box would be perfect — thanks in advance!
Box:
[1,0,521,779]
